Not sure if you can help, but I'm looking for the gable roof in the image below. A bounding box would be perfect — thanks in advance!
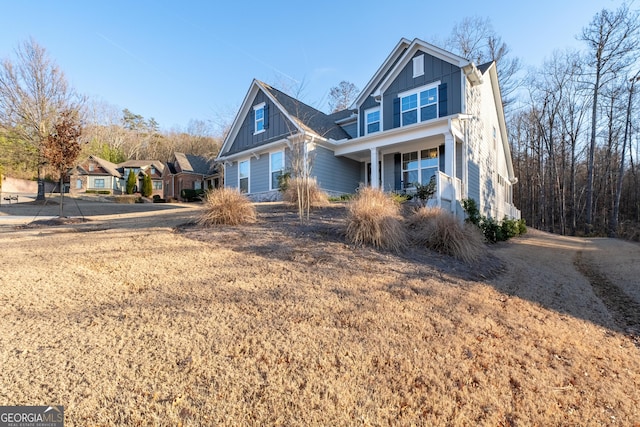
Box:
[88,155,121,177]
[218,79,351,159]
[170,152,218,176]
[119,159,165,174]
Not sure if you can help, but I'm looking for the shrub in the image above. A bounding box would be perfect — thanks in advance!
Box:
[181,188,205,202]
[390,192,411,204]
[142,174,152,197]
[345,187,407,252]
[413,176,436,206]
[282,177,329,207]
[198,187,256,226]
[406,207,485,263]
[126,170,136,194]
[462,198,481,226]
[501,217,520,240]
[517,219,527,235]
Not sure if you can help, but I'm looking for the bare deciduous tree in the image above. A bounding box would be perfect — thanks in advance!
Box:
[0,38,82,200]
[328,81,359,113]
[580,3,640,234]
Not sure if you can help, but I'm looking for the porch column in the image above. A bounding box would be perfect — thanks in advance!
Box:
[444,132,455,177]
[370,147,380,189]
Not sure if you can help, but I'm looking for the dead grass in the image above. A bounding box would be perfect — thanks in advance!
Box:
[282,177,329,207]
[198,187,256,226]
[345,187,407,252]
[0,204,639,426]
[407,206,486,264]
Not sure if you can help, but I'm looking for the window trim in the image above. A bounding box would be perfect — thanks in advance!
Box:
[269,150,285,191]
[401,148,439,190]
[398,81,440,127]
[94,178,105,189]
[253,102,266,135]
[238,159,250,194]
[364,107,381,135]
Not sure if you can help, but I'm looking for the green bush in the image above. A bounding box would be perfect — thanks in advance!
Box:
[501,217,520,240]
[462,198,525,243]
[181,188,205,201]
[517,219,527,235]
[390,192,411,204]
[329,193,353,202]
[413,176,436,206]
[142,174,152,197]
[126,170,136,194]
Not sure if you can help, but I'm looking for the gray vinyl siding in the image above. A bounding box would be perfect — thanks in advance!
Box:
[250,155,269,193]
[225,162,238,188]
[313,145,361,193]
[227,91,295,155]
[382,51,462,131]
[468,160,480,203]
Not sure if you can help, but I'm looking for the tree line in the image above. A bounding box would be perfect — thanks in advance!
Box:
[0,38,220,200]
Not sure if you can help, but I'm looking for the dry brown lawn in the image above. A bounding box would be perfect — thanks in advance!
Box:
[0,200,639,426]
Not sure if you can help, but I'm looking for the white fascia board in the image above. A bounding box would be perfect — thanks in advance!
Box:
[218,79,262,158]
[485,64,515,181]
[334,118,452,156]
[216,138,290,162]
[377,39,471,95]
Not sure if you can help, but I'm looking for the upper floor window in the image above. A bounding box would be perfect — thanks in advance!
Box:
[253,102,267,134]
[412,54,424,78]
[399,83,439,126]
[365,108,380,135]
[88,163,95,172]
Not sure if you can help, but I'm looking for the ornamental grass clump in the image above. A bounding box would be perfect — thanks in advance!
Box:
[406,206,486,264]
[345,187,407,252]
[198,187,256,226]
[282,176,329,207]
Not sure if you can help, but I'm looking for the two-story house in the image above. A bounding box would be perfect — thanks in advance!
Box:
[216,37,520,220]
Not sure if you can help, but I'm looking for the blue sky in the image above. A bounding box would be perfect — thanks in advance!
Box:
[0,0,628,133]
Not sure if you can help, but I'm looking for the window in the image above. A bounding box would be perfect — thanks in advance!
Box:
[402,148,438,189]
[254,102,266,134]
[270,151,284,190]
[399,83,439,126]
[194,181,202,190]
[94,178,105,188]
[365,108,380,135]
[153,181,162,190]
[413,54,424,78]
[76,179,82,189]
[239,160,249,193]
[88,163,95,172]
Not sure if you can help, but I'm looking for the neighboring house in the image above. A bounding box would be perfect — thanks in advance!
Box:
[164,152,221,200]
[217,37,520,220]
[69,155,123,194]
[119,160,165,197]
[69,156,165,197]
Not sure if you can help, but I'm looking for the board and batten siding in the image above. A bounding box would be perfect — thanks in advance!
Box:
[381,51,462,131]
[226,90,295,156]
[313,145,361,194]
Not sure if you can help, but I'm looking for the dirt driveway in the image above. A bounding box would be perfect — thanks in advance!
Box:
[490,229,640,338]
